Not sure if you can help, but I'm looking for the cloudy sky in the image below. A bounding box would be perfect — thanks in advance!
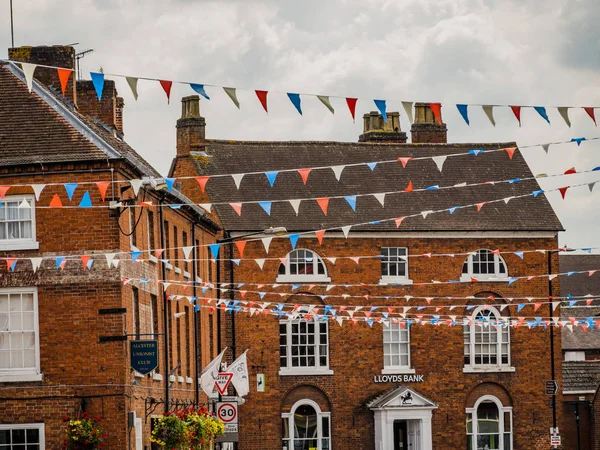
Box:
[2,0,599,249]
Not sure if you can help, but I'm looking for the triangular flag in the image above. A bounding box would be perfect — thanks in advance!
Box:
[510,106,521,126]
[504,147,517,159]
[398,157,412,168]
[232,173,244,189]
[480,105,496,126]
[234,241,246,258]
[404,180,413,192]
[95,181,110,201]
[209,244,220,260]
[90,72,105,100]
[541,144,550,153]
[559,186,570,199]
[558,107,571,127]
[589,182,596,192]
[159,80,172,103]
[432,155,447,172]
[571,137,586,146]
[261,237,273,253]
[105,253,116,266]
[131,251,142,263]
[230,202,243,216]
[6,258,17,272]
[373,193,385,206]
[374,99,387,122]
[317,95,335,114]
[346,98,358,121]
[57,68,72,96]
[298,168,311,185]
[341,225,351,238]
[190,83,210,100]
[366,162,377,171]
[0,186,9,199]
[534,106,550,124]
[49,194,63,208]
[332,165,345,181]
[287,93,302,115]
[402,101,414,124]
[255,90,268,113]
[195,176,210,192]
[394,217,405,228]
[64,183,78,201]
[514,251,524,259]
[21,63,37,93]
[316,198,329,215]
[583,107,596,125]
[55,256,65,270]
[265,171,278,187]
[130,179,143,196]
[31,184,45,201]
[456,104,469,125]
[164,178,175,192]
[344,195,357,211]
[223,87,240,108]
[30,257,43,273]
[430,103,442,124]
[289,234,300,249]
[258,201,272,216]
[78,191,92,208]
[315,230,325,245]
[182,246,194,261]
[126,77,139,100]
[255,259,266,270]
[476,202,487,212]
[289,199,301,216]
[200,203,212,213]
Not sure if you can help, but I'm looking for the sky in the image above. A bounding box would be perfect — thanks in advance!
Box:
[1,0,599,249]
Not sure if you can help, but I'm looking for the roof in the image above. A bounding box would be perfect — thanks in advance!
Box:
[197,140,563,232]
[562,361,600,393]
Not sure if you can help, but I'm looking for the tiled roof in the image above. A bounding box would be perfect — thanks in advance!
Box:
[562,361,600,393]
[197,140,563,232]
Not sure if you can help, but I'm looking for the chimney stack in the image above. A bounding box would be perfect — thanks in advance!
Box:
[410,103,447,144]
[176,95,206,157]
[359,111,407,143]
[76,80,125,135]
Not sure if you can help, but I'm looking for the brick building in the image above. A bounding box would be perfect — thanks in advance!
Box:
[0,46,221,448]
[170,97,565,449]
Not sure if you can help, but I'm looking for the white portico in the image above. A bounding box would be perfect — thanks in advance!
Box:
[367,386,437,450]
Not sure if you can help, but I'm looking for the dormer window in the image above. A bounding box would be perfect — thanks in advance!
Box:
[461,249,508,281]
[277,249,330,283]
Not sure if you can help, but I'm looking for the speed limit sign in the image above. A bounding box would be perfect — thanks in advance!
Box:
[216,402,238,425]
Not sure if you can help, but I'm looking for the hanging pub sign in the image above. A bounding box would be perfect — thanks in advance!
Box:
[130,340,159,375]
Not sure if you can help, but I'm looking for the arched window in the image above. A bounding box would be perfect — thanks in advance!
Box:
[282,399,331,450]
[277,249,330,283]
[461,250,508,281]
[464,306,512,372]
[466,395,512,450]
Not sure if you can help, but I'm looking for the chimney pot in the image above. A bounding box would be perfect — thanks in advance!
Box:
[410,103,447,144]
[181,95,201,119]
[359,111,406,143]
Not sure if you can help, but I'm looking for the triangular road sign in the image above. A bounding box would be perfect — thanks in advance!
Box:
[215,372,233,395]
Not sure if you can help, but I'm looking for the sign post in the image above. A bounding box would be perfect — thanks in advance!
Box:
[130,340,158,376]
[215,373,233,395]
[216,401,239,443]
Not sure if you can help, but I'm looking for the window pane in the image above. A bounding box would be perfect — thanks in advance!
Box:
[477,401,499,433]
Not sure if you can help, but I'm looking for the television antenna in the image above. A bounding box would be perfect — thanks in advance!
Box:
[9,0,14,47]
[75,48,94,79]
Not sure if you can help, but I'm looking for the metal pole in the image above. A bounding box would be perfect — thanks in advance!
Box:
[159,199,170,413]
[548,251,557,431]
[192,223,200,405]
[10,0,14,48]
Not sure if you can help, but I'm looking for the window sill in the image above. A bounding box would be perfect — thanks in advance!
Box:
[174,267,182,275]
[134,371,144,378]
[382,367,416,375]
[0,241,39,251]
[149,255,158,264]
[460,275,510,283]
[186,377,193,384]
[379,278,413,286]
[169,375,176,382]
[463,366,515,373]
[276,275,331,283]
[279,368,334,376]
[0,372,43,383]
[152,372,163,381]
[178,375,185,383]
[184,271,191,279]
[164,262,173,271]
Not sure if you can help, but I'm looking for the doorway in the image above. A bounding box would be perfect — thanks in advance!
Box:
[393,421,408,450]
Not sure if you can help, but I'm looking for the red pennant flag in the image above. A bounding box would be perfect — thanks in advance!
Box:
[95,181,110,201]
[425,298,433,304]
[587,299,594,306]
[398,157,412,168]
[583,107,597,125]
[471,277,478,283]
[394,217,405,228]
[404,180,413,193]
[558,186,570,199]
[589,270,598,277]
[316,198,329,215]
[491,249,500,254]
[510,106,522,126]
[80,255,91,269]
[350,257,360,264]
[239,291,247,300]
[534,303,542,312]
[0,186,9,199]
[564,167,576,175]
[278,257,288,265]
[49,194,63,208]
[57,68,72,95]
[346,98,358,121]
[504,147,517,159]
[308,284,315,291]
[230,202,243,216]
[234,240,246,258]
[195,176,210,192]
[159,80,172,103]
[59,259,67,270]
[6,258,17,271]
[255,90,268,113]
[315,230,326,245]
[476,202,487,212]
[298,168,312,185]
[430,103,442,124]
[155,249,164,258]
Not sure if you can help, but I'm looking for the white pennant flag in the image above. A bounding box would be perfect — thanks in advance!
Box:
[261,237,273,254]
[552,317,559,326]
[31,184,45,201]
[402,101,414,124]
[130,179,144,196]
[126,77,139,101]
[112,259,120,268]
[326,257,337,265]
[589,182,596,192]
[255,259,266,270]
[105,253,116,266]
[421,210,433,219]
[326,284,335,292]
[482,105,496,126]
[331,165,345,181]
[503,196,515,204]
[163,282,171,291]
[557,107,571,127]
[336,317,344,326]
[373,193,385,207]
[432,155,447,172]
[232,173,245,190]
[199,348,227,397]
[18,199,30,209]
[341,225,351,238]
[228,350,250,397]
[182,246,194,261]
[223,87,240,109]
[21,63,37,93]
[541,144,550,153]
[199,203,212,213]
[30,257,43,273]
[552,301,560,311]
[454,182,467,187]
[317,95,335,114]
[289,199,301,216]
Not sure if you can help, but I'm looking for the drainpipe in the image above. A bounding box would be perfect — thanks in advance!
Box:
[158,197,170,412]
[191,223,200,405]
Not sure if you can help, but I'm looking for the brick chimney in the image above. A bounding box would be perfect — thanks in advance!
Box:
[176,95,206,156]
[410,103,447,144]
[359,111,407,143]
[76,80,125,135]
[8,45,77,103]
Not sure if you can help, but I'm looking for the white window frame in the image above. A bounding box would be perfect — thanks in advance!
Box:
[0,287,42,382]
[382,322,415,374]
[564,351,585,361]
[279,311,333,376]
[0,195,39,251]
[135,417,143,450]
[464,306,514,373]
[282,399,331,450]
[276,249,331,283]
[461,249,509,282]
[466,395,512,450]
[379,247,413,285]
[0,423,45,449]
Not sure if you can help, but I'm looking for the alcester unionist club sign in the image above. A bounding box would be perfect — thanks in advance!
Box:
[373,374,424,383]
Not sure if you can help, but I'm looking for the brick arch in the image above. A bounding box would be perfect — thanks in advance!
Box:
[282,293,326,306]
[465,382,513,408]
[281,384,332,413]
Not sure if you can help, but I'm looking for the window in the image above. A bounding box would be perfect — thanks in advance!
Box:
[173,226,179,269]
[565,351,585,361]
[147,210,155,251]
[380,247,412,284]
[163,221,170,261]
[282,400,331,450]
[464,306,512,372]
[0,195,38,251]
[195,239,201,280]
[150,294,159,374]
[383,323,413,373]
[277,249,330,283]
[183,231,189,275]
[185,306,191,377]
[129,206,137,248]
[279,310,331,375]
[176,303,182,376]
[0,423,45,449]
[461,250,508,281]
[466,396,512,450]
[0,287,41,382]
[131,287,140,338]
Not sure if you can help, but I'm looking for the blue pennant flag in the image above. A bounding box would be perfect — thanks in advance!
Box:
[508,277,519,286]
[466,305,475,311]
[232,259,241,266]
[79,191,92,208]
[587,317,595,328]
[209,244,220,260]
[287,93,302,115]
[534,106,550,124]
[9,259,17,271]
[571,137,587,146]
[189,83,210,100]
[567,294,573,299]
[514,251,524,259]
[291,284,301,291]
[64,183,78,201]
[258,201,272,216]
[194,305,201,312]
[344,195,357,211]
[569,300,577,307]
[417,306,425,311]
[165,178,175,192]
[324,305,332,315]
[532,190,544,198]
[469,149,484,156]
[567,271,575,276]
[55,256,65,269]
[367,320,374,328]
[265,171,279,187]
[289,233,300,249]
[448,206,458,214]
[369,221,381,225]
[508,178,521,184]
[169,204,182,210]
[131,251,142,263]
[456,104,470,125]
[202,287,208,295]
[370,306,378,312]
[593,167,600,172]
[366,162,377,171]
[517,304,525,312]
[90,72,105,100]
[535,317,543,325]
[582,248,592,253]
[259,292,266,299]
[374,99,387,122]
[425,185,440,191]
